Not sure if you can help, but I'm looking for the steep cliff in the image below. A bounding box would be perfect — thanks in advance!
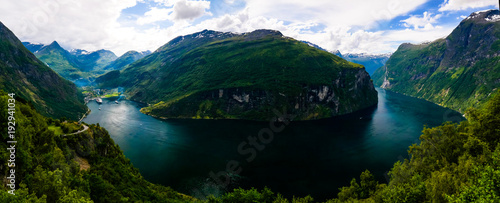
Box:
[372,10,500,112]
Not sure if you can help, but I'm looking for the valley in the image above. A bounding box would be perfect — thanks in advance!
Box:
[1,2,500,202]
[81,88,464,201]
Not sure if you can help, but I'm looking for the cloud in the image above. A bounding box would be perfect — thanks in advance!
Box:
[171,0,211,20]
[0,0,137,54]
[0,0,456,56]
[187,9,389,54]
[401,12,442,30]
[137,0,211,24]
[439,0,497,12]
[243,0,430,28]
[384,25,454,44]
[137,7,173,25]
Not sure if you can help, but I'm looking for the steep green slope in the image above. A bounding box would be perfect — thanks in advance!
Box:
[33,41,86,81]
[0,22,87,120]
[0,92,194,202]
[99,29,378,120]
[372,10,500,113]
[103,50,150,71]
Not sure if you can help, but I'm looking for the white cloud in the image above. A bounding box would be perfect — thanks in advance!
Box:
[0,0,453,56]
[152,0,177,7]
[401,12,442,30]
[243,0,430,28]
[137,0,211,24]
[439,0,497,12]
[137,7,173,25]
[170,0,211,20]
[186,9,390,54]
[0,0,137,55]
[384,25,454,45]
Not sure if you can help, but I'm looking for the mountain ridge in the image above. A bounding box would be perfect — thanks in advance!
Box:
[98,29,378,121]
[372,9,500,112]
[22,41,152,86]
[103,50,151,71]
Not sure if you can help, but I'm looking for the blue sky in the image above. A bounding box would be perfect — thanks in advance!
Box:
[0,0,498,55]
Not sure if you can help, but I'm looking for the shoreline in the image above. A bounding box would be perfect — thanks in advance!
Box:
[78,107,91,123]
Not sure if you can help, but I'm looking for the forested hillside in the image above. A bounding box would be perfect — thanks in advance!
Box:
[0,92,194,202]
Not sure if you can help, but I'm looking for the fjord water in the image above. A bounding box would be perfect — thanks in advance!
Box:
[83,88,464,200]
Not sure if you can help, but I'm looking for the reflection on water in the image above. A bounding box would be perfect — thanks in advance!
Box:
[83,89,464,200]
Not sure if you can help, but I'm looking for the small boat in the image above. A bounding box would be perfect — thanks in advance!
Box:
[99,108,101,110]
[115,100,119,104]
[96,98,102,104]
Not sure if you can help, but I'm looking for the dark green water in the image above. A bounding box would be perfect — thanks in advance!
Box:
[83,88,464,200]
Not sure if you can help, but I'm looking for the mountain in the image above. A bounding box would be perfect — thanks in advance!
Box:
[333,50,343,58]
[0,22,87,120]
[296,41,389,75]
[22,42,44,53]
[103,50,151,71]
[372,9,500,113]
[31,41,85,81]
[72,49,117,73]
[341,52,391,75]
[301,40,329,52]
[23,41,118,86]
[97,29,378,121]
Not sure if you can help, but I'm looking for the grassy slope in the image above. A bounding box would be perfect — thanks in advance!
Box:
[34,43,88,81]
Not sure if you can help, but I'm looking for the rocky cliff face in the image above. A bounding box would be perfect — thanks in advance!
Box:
[372,10,500,112]
[142,67,377,121]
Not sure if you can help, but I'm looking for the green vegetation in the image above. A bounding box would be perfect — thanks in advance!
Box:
[34,41,88,81]
[47,125,63,136]
[24,42,150,87]
[73,49,117,73]
[0,91,194,202]
[0,21,87,120]
[103,50,150,71]
[103,92,121,98]
[372,10,500,113]
[99,29,377,120]
[26,42,118,86]
[207,187,314,203]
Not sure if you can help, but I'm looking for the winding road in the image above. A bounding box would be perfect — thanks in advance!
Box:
[63,124,89,136]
